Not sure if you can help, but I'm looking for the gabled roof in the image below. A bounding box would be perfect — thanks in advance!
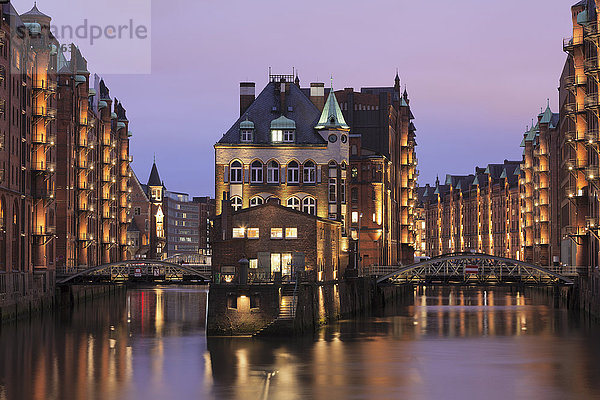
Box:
[315,87,349,130]
[218,82,325,145]
[147,162,162,187]
[21,3,50,20]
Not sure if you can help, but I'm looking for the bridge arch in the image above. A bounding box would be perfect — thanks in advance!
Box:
[57,259,211,284]
[376,253,574,285]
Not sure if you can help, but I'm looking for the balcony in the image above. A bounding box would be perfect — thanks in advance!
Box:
[585,93,600,109]
[585,129,600,145]
[585,57,600,75]
[78,181,92,191]
[564,74,587,87]
[102,137,112,147]
[32,225,56,236]
[584,22,600,39]
[31,161,55,173]
[33,188,55,200]
[78,233,94,241]
[586,217,599,229]
[33,106,57,120]
[564,225,587,237]
[101,172,112,182]
[564,102,581,115]
[563,36,583,52]
[586,166,599,181]
[32,132,56,146]
[564,130,584,142]
[565,185,586,198]
[565,158,586,171]
[102,211,116,219]
[33,80,57,93]
[78,202,94,213]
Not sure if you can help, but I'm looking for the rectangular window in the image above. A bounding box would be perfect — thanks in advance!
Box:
[134,207,141,215]
[247,228,259,239]
[270,253,281,272]
[232,227,245,238]
[249,259,258,269]
[352,211,359,223]
[283,130,295,142]
[271,228,283,239]
[285,227,298,239]
[340,179,346,203]
[329,178,337,203]
[281,253,292,275]
[271,129,283,143]
[241,130,253,142]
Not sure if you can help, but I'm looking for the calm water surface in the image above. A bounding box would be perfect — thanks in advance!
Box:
[1,285,600,400]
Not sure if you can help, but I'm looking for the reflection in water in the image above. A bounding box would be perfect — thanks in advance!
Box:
[1,286,600,399]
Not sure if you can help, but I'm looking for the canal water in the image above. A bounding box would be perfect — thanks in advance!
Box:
[1,285,600,400]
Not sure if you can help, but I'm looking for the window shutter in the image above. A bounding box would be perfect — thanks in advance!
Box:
[244,167,249,183]
[316,165,321,183]
[281,167,286,183]
[224,166,229,183]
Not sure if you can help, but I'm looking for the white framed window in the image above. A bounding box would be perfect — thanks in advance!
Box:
[267,160,280,183]
[303,161,316,183]
[271,129,283,143]
[329,178,337,203]
[241,129,253,143]
[271,228,283,239]
[285,227,298,239]
[340,179,346,203]
[287,197,300,210]
[270,253,281,273]
[231,196,242,211]
[250,196,264,207]
[251,160,263,183]
[283,130,295,142]
[249,259,258,269]
[352,211,359,223]
[230,161,242,183]
[302,197,316,215]
[247,228,259,239]
[287,161,299,183]
[232,227,245,238]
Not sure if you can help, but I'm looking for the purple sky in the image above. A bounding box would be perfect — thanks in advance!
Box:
[15,0,572,196]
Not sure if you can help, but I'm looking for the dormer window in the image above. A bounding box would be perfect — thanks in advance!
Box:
[270,116,296,144]
[241,129,253,143]
[240,119,254,143]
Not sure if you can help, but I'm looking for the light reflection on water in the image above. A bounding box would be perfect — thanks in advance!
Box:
[0,285,599,400]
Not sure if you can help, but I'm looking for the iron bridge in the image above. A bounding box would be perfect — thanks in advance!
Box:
[57,260,211,285]
[375,253,575,285]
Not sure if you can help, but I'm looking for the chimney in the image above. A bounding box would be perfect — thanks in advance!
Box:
[221,191,232,240]
[240,82,255,116]
[310,82,325,110]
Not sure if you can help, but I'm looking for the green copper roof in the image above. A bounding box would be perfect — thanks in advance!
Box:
[500,169,507,179]
[520,136,526,147]
[270,115,296,130]
[578,9,590,25]
[117,122,126,130]
[540,104,554,124]
[473,176,480,186]
[98,101,108,109]
[525,125,537,142]
[240,119,254,129]
[315,89,349,130]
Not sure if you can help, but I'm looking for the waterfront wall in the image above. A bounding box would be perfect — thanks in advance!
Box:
[206,278,412,336]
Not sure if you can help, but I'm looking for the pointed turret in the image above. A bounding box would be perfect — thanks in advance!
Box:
[147,161,162,187]
[315,84,349,130]
[394,70,400,91]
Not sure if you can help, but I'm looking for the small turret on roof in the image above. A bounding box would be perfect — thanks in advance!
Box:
[147,161,162,187]
[315,82,349,130]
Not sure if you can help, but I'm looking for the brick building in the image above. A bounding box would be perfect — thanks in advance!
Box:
[214,73,351,268]
[194,196,216,261]
[421,160,522,259]
[336,75,417,267]
[212,200,343,282]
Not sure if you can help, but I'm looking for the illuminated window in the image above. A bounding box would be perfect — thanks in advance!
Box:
[249,259,258,269]
[287,161,299,183]
[251,160,263,183]
[230,161,242,183]
[270,253,281,272]
[267,160,280,183]
[352,211,359,223]
[271,228,283,239]
[250,196,263,207]
[351,167,358,182]
[302,197,316,215]
[303,161,316,183]
[285,227,298,239]
[232,227,245,238]
[247,228,259,239]
[271,129,283,143]
[231,196,242,211]
[287,197,300,210]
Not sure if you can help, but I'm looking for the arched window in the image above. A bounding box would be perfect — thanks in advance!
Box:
[251,160,263,183]
[287,161,299,184]
[302,197,316,215]
[303,161,315,183]
[287,197,300,210]
[267,160,280,184]
[231,196,242,211]
[230,161,242,183]
[250,196,264,207]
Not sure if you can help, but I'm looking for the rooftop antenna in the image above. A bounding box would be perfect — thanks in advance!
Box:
[153,153,156,163]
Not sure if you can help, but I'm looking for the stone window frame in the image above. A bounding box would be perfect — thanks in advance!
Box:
[287,196,300,211]
[303,160,316,184]
[231,196,242,211]
[302,196,316,215]
[267,160,280,184]
[249,196,264,207]
[230,160,243,183]
[287,160,300,184]
[250,160,263,183]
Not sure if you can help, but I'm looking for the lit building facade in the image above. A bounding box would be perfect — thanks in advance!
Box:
[336,75,417,266]
[214,73,351,272]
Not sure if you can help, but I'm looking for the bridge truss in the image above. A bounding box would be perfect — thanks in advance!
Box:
[57,260,211,285]
[376,253,575,285]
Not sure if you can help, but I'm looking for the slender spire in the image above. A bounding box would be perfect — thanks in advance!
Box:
[315,78,349,130]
